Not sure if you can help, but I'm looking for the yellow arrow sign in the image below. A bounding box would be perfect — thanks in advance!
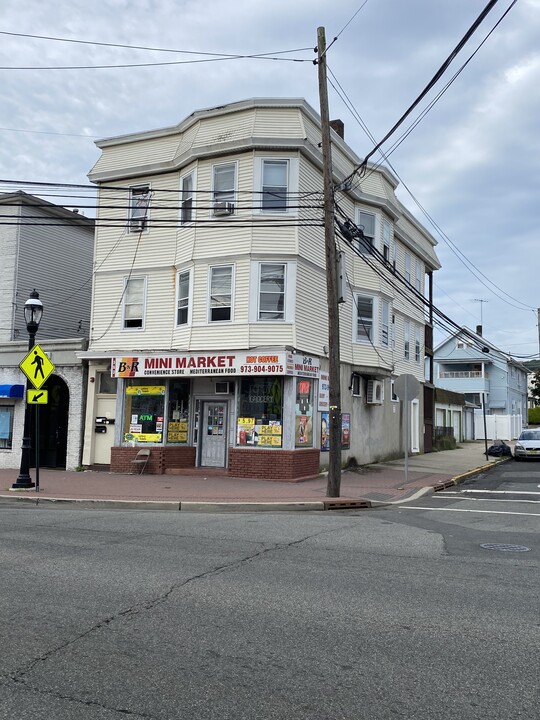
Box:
[27,389,48,404]
[20,344,55,389]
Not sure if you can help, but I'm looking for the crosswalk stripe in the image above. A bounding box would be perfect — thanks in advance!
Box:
[433,495,538,504]
[404,506,540,517]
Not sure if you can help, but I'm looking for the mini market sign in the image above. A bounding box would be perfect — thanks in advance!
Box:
[111,352,320,379]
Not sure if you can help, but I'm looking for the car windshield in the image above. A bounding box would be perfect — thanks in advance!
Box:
[519,430,540,441]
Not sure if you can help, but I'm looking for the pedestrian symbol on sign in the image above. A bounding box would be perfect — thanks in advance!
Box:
[19,343,55,390]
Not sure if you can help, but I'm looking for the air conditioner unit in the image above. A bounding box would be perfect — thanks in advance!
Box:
[215,381,232,395]
[129,218,146,233]
[213,201,235,216]
[366,379,383,405]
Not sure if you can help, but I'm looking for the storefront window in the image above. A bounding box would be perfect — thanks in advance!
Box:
[237,377,283,447]
[295,378,314,447]
[0,406,14,449]
[166,380,190,444]
[124,380,165,443]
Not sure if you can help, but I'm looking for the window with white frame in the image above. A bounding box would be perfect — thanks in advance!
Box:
[176,269,191,325]
[355,294,374,342]
[258,263,286,320]
[392,239,397,270]
[415,325,421,362]
[128,185,150,233]
[261,160,288,212]
[382,219,391,261]
[209,265,233,322]
[180,171,195,225]
[404,319,410,359]
[405,253,411,284]
[123,277,146,329]
[391,313,396,349]
[212,162,236,211]
[0,405,14,449]
[381,300,390,347]
[351,374,362,397]
[391,380,399,402]
[415,260,423,293]
[356,211,376,253]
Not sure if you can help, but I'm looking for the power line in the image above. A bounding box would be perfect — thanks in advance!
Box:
[326,60,534,313]
[342,0,503,185]
[0,30,312,59]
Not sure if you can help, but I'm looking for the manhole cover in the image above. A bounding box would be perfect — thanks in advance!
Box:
[480,543,530,552]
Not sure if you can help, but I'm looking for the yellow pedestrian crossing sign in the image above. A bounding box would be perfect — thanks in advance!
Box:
[27,389,48,404]
[20,343,55,389]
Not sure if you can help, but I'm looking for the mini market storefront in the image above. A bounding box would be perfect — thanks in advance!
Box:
[102,350,322,480]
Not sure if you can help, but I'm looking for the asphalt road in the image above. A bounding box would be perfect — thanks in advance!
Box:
[0,483,538,719]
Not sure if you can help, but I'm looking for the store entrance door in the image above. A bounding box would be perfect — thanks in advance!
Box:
[200,402,227,468]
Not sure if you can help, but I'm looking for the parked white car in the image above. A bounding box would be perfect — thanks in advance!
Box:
[513,429,540,460]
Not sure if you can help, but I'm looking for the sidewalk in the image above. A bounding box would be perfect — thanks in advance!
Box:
[0,441,507,512]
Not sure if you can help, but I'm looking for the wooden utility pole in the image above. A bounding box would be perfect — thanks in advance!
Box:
[317,26,342,497]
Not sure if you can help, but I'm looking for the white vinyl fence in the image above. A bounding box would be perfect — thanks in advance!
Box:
[473,412,522,441]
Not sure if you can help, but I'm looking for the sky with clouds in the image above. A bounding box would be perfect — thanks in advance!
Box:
[1,0,538,358]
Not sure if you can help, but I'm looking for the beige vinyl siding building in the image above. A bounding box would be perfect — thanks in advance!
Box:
[81,98,440,478]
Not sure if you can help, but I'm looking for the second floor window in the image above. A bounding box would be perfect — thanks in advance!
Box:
[381,300,390,347]
[356,294,373,342]
[177,270,191,325]
[357,211,376,253]
[213,162,236,212]
[180,172,194,225]
[415,326,421,362]
[415,260,423,293]
[129,185,150,233]
[405,253,411,284]
[262,160,288,212]
[259,263,286,320]
[209,265,233,322]
[382,220,391,261]
[404,320,410,360]
[123,277,146,329]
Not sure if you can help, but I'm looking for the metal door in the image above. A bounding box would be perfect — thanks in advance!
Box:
[200,402,227,467]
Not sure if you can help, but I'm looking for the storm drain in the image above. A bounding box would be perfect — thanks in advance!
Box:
[480,543,531,552]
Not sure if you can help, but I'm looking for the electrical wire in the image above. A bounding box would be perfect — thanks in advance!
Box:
[327,56,534,314]
[359,0,518,181]
[334,206,537,362]
[341,0,503,185]
[0,31,312,59]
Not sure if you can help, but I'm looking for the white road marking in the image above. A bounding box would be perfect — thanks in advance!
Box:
[432,495,538,504]
[459,489,540,496]
[404,506,540,517]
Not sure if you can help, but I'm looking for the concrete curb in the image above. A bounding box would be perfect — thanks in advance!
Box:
[0,495,181,511]
[369,486,435,507]
[180,501,325,513]
[450,456,511,486]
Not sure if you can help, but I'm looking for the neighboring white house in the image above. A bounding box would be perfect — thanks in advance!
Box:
[81,98,441,479]
[0,192,94,470]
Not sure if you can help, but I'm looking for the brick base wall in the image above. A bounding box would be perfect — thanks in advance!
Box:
[111,446,320,481]
[111,446,196,475]
[228,448,320,481]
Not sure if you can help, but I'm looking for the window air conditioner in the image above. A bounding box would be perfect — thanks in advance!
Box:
[366,379,383,405]
[129,218,145,233]
[213,201,235,216]
[215,381,232,395]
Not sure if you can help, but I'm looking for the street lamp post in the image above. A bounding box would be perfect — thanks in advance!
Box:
[12,290,43,490]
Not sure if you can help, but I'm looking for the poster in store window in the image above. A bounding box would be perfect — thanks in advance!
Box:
[295,414,312,447]
[320,412,350,451]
